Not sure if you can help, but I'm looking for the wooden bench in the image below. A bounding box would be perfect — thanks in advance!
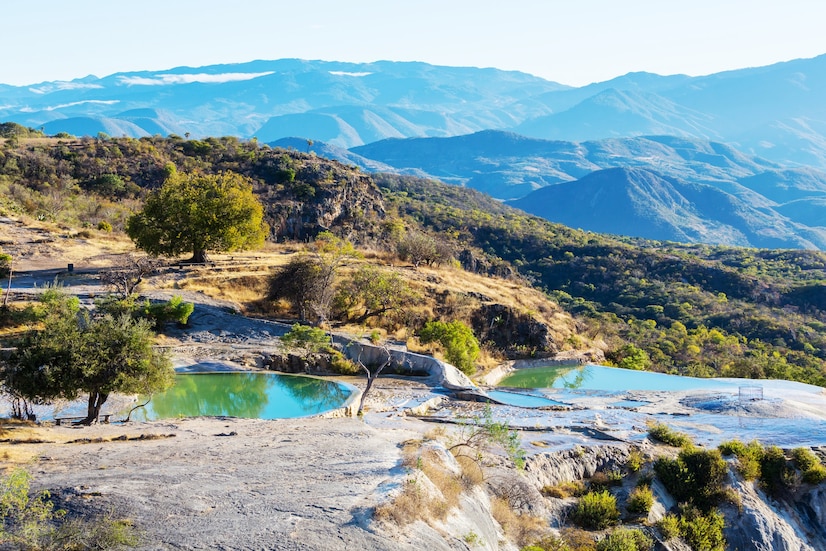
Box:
[54,414,111,425]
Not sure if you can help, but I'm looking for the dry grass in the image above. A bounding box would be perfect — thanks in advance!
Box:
[541,480,587,499]
[375,439,465,526]
[490,496,549,548]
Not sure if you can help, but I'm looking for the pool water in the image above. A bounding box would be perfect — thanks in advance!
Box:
[498,364,743,392]
[126,372,353,421]
[485,390,568,408]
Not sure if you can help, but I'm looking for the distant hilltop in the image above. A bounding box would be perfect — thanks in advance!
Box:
[1,55,826,169]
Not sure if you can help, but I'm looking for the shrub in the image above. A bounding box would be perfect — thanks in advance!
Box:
[654,448,728,511]
[589,470,623,492]
[802,464,826,484]
[718,439,747,457]
[97,220,113,232]
[143,295,194,328]
[0,468,139,548]
[522,535,571,551]
[679,507,725,551]
[657,514,680,540]
[760,446,794,496]
[647,422,692,448]
[719,439,763,480]
[572,491,620,530]
[595,528,653,551]
[626,449,646,472]
[329,349,360,375]
[491,497,548,548]
[791,447,820,471]
[418,320,480,375]
[626,485,654,515]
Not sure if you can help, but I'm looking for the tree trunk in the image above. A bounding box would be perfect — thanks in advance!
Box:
[189,249,209,264]
[77,391,109,425]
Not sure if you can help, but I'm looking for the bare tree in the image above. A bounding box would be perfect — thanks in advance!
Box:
[350,344,395,416]
[99,254,162,298]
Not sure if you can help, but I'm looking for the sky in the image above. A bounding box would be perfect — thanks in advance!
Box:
[2,0,826,88]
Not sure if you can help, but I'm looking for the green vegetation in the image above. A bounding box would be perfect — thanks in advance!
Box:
[647,422,693,448]
[1,468,139,549]
[0,135,824,385]
[418,320,480,375]
[377,173,826,387]
[571,490,620,530]
[718,439,826,490]
[126,171,268,263]
[626,485,654,515]
[1,287,174,424]
[654,448,728,512]
[595,529,653,551]
[281,323,331,356]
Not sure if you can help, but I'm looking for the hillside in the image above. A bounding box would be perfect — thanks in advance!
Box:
[0,135,824,388]
[348,131,826,249]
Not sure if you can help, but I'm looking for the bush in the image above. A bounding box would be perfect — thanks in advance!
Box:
[522,535,571,551]
[329,349,360,375]
[679,507,725,551]
[589,470,623,492]
[143,295,194,328]
[626,485,654,515]
[595,528,653,551]
[418,320,480,375]
[572,490,620,530]
[791,447,820,471]
[626,448,646,472]
[802,464,826,484]
[719,439,763,480]
[760,446,793,496]
[0,468,139,548]
[657,514,680,540]
[281,323,331,356]
[654,448,727,511]
[647,422,692,447]
[97,220,113,232]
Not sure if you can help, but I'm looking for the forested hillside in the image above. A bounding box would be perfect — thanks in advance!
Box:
[1,133,824,386]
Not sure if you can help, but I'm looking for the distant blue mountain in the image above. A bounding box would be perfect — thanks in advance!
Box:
[3,55,826,168]
[347,130,826,249]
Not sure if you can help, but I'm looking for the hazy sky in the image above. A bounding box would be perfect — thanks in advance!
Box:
[3,0,825,87]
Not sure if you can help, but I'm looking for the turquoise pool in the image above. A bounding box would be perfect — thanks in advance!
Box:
[126,372,354,421]
[498,364,744,392]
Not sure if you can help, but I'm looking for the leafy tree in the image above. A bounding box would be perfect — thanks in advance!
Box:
[419,320,480,375]
[126,171,268,263]
[336,265,416,323]
[396,231,451,268]
[268,232,359,324]
[2,290,174,425]
[281,323,331,356]
[269,256,325,322]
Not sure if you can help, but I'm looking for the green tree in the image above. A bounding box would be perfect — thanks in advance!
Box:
[268,232,358,324]
[336,265,416,323]
[2,290,174,425]
[419,320,480,375]
[126,171,268,263]
[269,256,325,322]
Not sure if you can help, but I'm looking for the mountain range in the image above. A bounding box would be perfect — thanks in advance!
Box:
[2,55,826,248]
